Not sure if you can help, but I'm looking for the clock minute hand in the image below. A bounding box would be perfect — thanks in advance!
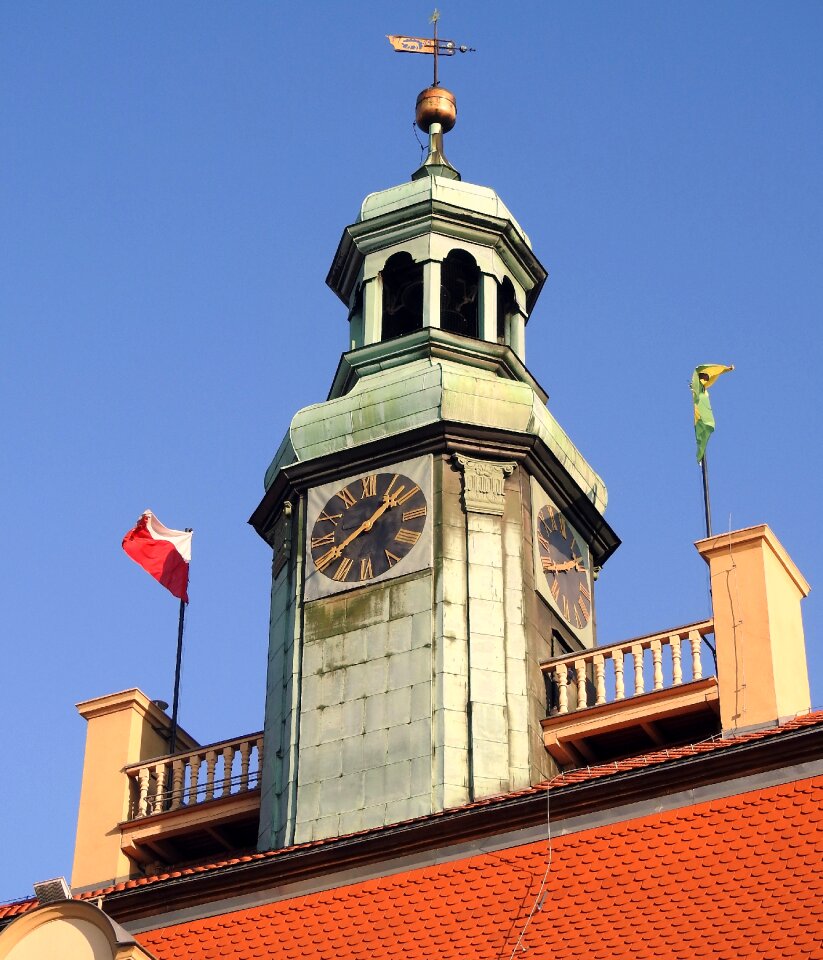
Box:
[544,557,584,573]
[332,495,395,557]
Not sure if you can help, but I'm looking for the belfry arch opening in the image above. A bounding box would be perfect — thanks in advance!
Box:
[497,276,518,345]
[381,252,423,341]
[441,249,479,339]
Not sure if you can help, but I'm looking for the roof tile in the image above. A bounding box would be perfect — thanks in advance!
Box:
[129,776,823,960]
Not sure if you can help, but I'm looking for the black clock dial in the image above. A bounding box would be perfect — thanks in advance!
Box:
[536,504,591,630]
[310,472,428,584]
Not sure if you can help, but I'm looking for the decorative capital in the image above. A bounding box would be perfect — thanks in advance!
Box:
[453,455,516,516]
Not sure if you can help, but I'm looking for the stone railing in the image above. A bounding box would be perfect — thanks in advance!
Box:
[126,732,264,820]
[541,620,715,716]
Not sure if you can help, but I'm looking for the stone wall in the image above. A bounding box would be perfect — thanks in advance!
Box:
[294,572,433,843]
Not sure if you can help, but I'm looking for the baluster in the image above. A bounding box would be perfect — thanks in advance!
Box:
[594,654,606,705]
[204,750,217,801]
[555,665,569,715]
[651,639,663,691]
[222,745,235,797]
[239,740,252,792]
[137,767,150,818]
[613,649,625,700]
[689,630,703,680]
[670,634,682,685]
[632,643,645,695]
[154,761,167,812]
[574,658,587,710]
[170,759,184,810]
[188,754,201,805]
[254,737,264,788]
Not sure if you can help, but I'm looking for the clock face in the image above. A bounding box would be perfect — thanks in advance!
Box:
[309,471,428,586]
[535,503,592,631]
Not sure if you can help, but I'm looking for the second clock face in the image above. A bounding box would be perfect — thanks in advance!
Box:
[309,471,428,586]
[535,502,592,632]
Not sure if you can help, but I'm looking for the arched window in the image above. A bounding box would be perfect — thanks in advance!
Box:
[497,276,517,345]
[441,249,479,339]
[381,252,423,341]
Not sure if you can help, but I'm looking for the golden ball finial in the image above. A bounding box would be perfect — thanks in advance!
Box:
[415,86,457,133]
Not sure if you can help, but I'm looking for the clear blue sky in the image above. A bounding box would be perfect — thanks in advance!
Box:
[2,1,821,902]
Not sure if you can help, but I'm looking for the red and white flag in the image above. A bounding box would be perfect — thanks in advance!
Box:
[122,511,192,602]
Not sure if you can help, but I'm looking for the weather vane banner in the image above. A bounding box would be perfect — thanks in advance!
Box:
[387,35,456,55]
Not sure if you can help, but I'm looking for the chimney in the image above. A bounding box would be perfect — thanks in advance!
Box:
[71,689,194,890]
[696,525,811,734]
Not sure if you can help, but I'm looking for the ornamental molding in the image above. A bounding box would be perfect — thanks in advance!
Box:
[453,455,516,516]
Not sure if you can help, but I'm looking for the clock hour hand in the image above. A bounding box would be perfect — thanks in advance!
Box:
[329,493,397,558]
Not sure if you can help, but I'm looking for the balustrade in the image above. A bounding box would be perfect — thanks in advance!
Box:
[542,621,714,717]
[126,732,263,820]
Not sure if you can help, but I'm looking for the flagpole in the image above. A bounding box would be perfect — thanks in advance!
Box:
[699,452,718,669]
[701,451,713,539]
[169,597,186,754]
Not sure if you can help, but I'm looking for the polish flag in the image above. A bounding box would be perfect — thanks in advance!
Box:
[122,511,192,602]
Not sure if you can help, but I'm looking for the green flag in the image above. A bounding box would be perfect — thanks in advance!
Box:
[692,364,733,463]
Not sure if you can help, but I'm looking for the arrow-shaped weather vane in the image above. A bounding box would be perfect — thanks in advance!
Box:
[387,9,475,87]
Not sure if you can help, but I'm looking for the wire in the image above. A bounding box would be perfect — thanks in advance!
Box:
[413,120,427,162]
[505,772,558,959]
[724,515,746,729]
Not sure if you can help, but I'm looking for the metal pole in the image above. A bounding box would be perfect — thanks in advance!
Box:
[433,14,439,86]
[701,451,713,539]
[169,597,186,754]
[699,451,718,668]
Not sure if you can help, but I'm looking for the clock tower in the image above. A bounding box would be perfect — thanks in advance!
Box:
[250,86,619,850]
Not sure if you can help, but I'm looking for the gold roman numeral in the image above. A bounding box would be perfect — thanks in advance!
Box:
[550,578,560,600]
[315,548,337,572]
[394,528,420,545]
[385,549,401,567]
[332,557,353,581]
[577,597,590,624]
[395,484,420,506]
[402,506,427,521]
[561,595,571,621]
[336,487,356,509]
[537,532,550,551]
[311,533,335,548]
[559,515,567,539]
[579,582,591,601]
[360,475,377,498]
[545,506,558,532]
[318,511,342,526]
[360,557,373,580]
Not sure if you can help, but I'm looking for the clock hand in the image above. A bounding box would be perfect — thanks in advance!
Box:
[329,493,399,558]
[544,557,585,573]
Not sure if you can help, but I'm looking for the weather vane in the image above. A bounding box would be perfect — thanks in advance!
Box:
[387,9,475,87]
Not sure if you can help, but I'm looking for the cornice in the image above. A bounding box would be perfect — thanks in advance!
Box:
[327,328,549,402]
[326,198,547,313]
[249,420,619,566]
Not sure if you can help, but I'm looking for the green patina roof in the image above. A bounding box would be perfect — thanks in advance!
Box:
[264,348,607,516]
[358,175,532,249]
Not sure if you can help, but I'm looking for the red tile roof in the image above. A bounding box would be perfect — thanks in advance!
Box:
[2,711,821,926]
[137,775,823,960]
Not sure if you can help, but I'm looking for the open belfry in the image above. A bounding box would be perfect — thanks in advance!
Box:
[2,30,821,960]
